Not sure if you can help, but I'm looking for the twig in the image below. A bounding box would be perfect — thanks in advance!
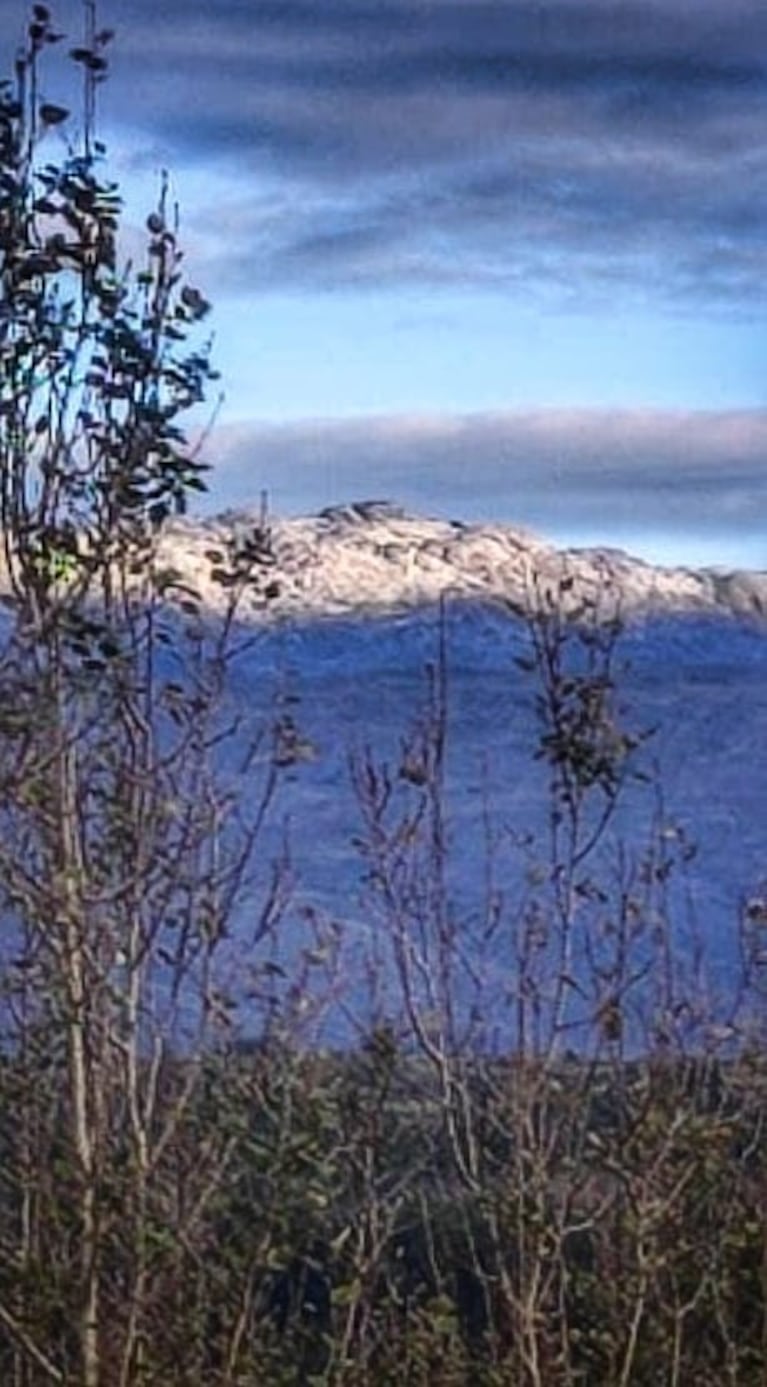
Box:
[0,1299,64,1382]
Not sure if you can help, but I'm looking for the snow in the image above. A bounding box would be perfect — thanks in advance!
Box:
[158,501,767,625]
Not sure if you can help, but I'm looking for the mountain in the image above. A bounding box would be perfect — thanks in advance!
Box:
[159,499,767,625]
[149,503,764,1045]
[5,503,764,1043]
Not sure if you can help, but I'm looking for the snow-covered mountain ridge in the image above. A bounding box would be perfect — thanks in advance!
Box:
[160,501,767,624]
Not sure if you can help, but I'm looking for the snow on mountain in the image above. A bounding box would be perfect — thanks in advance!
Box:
[159,499,767,625]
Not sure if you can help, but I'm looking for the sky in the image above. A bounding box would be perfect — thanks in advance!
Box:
[3,0,767,567]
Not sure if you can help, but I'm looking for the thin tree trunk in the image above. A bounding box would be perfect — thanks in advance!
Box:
[59,734,101,1387]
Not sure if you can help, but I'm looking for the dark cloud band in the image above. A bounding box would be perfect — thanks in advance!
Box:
[1,0,765,306]
[207,408,767,556]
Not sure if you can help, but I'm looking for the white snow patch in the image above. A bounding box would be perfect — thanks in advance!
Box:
[157,501,767,624]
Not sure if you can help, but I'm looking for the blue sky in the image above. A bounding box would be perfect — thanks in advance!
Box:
[3,0,767,566]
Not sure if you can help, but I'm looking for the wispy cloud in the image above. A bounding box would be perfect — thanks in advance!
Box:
[3,0,765,308]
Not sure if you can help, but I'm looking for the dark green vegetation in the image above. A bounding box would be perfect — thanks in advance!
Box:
[1,1037,765,1385]
[0,7,764,1383]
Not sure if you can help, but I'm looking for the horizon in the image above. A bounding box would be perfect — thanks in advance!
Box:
[202,406,767,571]
[201,487,765,576]
[1,0,765,568]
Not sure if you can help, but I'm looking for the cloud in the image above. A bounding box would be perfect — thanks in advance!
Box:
[205,407,767,554]
[1,0,765,307]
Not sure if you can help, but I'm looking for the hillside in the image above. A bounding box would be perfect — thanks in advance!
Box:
[143,504,765,1043]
